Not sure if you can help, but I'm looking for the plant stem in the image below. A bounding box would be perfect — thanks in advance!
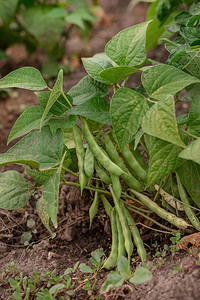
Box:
[61,180,111,195]
[182,129,198,139]
[62,92,73,108]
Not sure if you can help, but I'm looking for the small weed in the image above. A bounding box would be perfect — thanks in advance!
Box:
[0,249,105,299]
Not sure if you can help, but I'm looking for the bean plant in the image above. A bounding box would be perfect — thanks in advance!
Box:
[0,4,200,268]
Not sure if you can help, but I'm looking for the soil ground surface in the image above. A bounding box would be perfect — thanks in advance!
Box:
[0,1,199,299]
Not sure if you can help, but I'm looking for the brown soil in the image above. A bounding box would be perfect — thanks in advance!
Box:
[0,1,199,299]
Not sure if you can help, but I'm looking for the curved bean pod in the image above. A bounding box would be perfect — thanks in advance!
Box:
[84,147,94,179]
[104,133,143,191]
[81,117,125,177]
[73,125,87,195]
[95,160,111,185]
[110,188,133,261]
[124,207,147,262]
[116,213,127,258]
[121,145,147,183]
[131,189,191,230]
[103,208,118,269]
[101,194,112,217]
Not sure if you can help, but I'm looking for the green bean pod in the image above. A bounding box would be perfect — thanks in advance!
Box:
[94,160,111,184]
[116,213,126,258]
[131,189,191,230]
[110,174,122,201]
[121,145,147,183]
[124,208,147,262]
[176,174,200,231]
[81,117,125,177]
[89,183,99,229]
[104,133,144,191]
[101,194,112,217]
[129,140,148,171]
[73,125,87,195]
[103,209,118,269]
[110,188,134,261]
[84,147,94,179]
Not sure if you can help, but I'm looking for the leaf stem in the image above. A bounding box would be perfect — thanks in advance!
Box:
[182,129,198,139]
[62,92,73,108]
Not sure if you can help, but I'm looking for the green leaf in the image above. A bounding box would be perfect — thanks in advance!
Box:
[66,8,96,29]
[146,0,177,50]
[24,166,55,185]
[0,153,40,169]
[79,263,92,274]
[111,88,148,150]
[129,267,152,284]
[179,138,200,165]
[117,256,131,277]
[0,171,33,210]
[42,153,66,228]
[49,116,77,135]
[36,196,52,233]
[21,232,32,244]
[22,6,66,53]
[8,106,46,144]
[176,161,200,207]
[179,50,200,79]
[187,94,200,127]
[0,0,19,25]
[7,126,63,169]
[142,95,185,147]
[68,75,108,105]
[99,66,140,85]
[0,67,47,90]
[68,97,110,124]
[105,21,150,67]
[82,57,113,83]
[40,70,63,129]
[147,136,183,185]
[142,64,200,101]
[35,91,72,116]
[101,274,124,293]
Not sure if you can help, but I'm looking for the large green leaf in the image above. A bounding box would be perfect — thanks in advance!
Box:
[82,57,113,84]
[7,126,63,169]
[100,66,140,85]
[0,0,19,25]
[0,153,40,169]
[105,21,150,67]
[68,97,110,124]
[0,171,33,210]
[142,95,185,147]
[42,153,66,228]
[22,6,66,53]
[176,161,200,207]
[49,116,77,135]
[8,106,46,144]
[111,88,148,150]
[68,75,108,105]
[179,138,200,165]
[147,136,183,185]
[0,67,47,91]
[40,70,63,129]
[142,64,200,101]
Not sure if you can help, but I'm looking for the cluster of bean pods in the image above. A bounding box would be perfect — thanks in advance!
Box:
[72,117,199,268]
